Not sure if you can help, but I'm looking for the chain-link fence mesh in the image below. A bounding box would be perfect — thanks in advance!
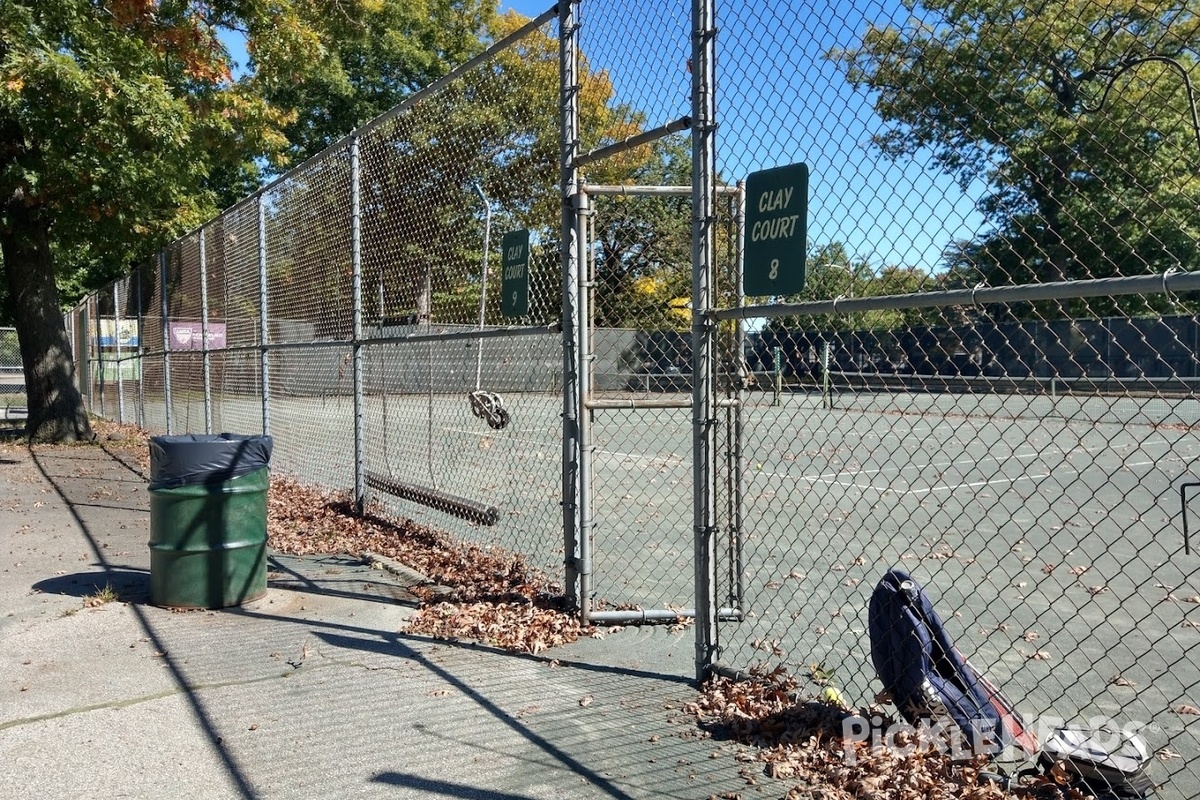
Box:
[704,0,1200,796]
[64,0,1200,794]
[0,326,23,418]
[73,8,568,587]
[354,12,564,581]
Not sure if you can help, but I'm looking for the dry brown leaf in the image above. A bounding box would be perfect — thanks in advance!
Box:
[1069,565,1091,576]
[1173,704,1200,715]
[1111,675,1136,687]
[579,694,594,707]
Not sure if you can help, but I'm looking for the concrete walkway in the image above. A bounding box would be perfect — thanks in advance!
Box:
[0,440,780,799]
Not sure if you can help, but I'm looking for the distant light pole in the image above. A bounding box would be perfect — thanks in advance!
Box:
[827,262,858,298]
[473,182,491,390]
[828,263,862,370]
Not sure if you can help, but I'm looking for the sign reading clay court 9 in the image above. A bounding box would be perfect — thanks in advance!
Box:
[744,162,808,297]
[501,229,530,318]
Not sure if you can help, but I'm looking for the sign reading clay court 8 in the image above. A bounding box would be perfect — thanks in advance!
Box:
[744,162,808,297]
[501,229,530,318]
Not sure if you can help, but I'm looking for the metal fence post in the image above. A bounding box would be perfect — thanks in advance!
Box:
[160,251,172,434]
[79,302,91,410]
[730,181,747,612]
[576,185,593,622]
[94,293,104,417]
[199,228,212,434]
[136,267,144,428]
[114,281,124,424]
[560,0,582,613]
[351,134,365,513]
[258,197,271,438]
[692,0,718,683]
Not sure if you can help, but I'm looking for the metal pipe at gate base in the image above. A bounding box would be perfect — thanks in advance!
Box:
[588,608,743,624]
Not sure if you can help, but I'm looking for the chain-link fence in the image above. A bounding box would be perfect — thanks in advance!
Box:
[0,326,24,419]
[702,0,1200,796]
[71,9,569,586]
[65,0,1200,794]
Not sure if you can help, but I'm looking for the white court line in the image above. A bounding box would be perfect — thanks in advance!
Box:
[877,457,1164,497]
[443,425,686,466]
[776,437,1186,496]
[792,439,1138,488]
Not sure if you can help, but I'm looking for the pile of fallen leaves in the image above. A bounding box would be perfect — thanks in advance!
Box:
[85,418,153,472]
[267,475,591,653]
[50,418,586,654]
[686,667,1086,800]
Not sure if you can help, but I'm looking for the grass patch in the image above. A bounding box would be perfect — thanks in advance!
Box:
[83,583,120,608]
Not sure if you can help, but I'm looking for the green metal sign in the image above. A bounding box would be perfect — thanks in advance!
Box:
[501,229,530,318]
[744,162,808,297]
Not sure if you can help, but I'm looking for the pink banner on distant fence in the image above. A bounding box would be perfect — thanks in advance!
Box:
[168,322,226,351]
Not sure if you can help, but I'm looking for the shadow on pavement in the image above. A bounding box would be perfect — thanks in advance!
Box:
[29,445,261,800]
[32,567,151,603]
[372,772,543,799]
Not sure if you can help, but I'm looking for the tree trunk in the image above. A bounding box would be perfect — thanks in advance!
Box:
[0,201,93,442]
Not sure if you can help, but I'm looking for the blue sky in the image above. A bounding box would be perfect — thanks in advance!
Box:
[526,0,989,275]
[225,0,988,275]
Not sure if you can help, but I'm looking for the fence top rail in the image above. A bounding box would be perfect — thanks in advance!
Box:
[131,323,563,360]
[582,184,742,196]
[711,270,1200,322]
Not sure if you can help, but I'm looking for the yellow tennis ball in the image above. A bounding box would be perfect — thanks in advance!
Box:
[821,686,848,708]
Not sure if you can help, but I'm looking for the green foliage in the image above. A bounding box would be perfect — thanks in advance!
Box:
[591,135,693,330]
[831,0,1200,292]
[261,0,496,168]
[0,0,325,301]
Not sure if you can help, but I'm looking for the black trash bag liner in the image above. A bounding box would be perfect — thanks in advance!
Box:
[149,434,273,490]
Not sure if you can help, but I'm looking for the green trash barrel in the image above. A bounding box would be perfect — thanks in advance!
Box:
[148,434,273,609]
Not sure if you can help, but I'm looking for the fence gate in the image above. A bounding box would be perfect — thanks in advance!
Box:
[577,182,700,622]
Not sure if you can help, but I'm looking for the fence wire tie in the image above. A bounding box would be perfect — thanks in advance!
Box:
[1163,266,1180,296]
[971,281,987,307]
[832,294,847,314]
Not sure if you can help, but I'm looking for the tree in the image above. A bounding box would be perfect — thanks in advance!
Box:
[590,134,693,330]
[831,0,1200,292]
[0,0,326,440]
[259,10,660,333]
[259,0,495,168]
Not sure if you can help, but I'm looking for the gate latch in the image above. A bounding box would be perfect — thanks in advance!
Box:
[1180,482,1200,555]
